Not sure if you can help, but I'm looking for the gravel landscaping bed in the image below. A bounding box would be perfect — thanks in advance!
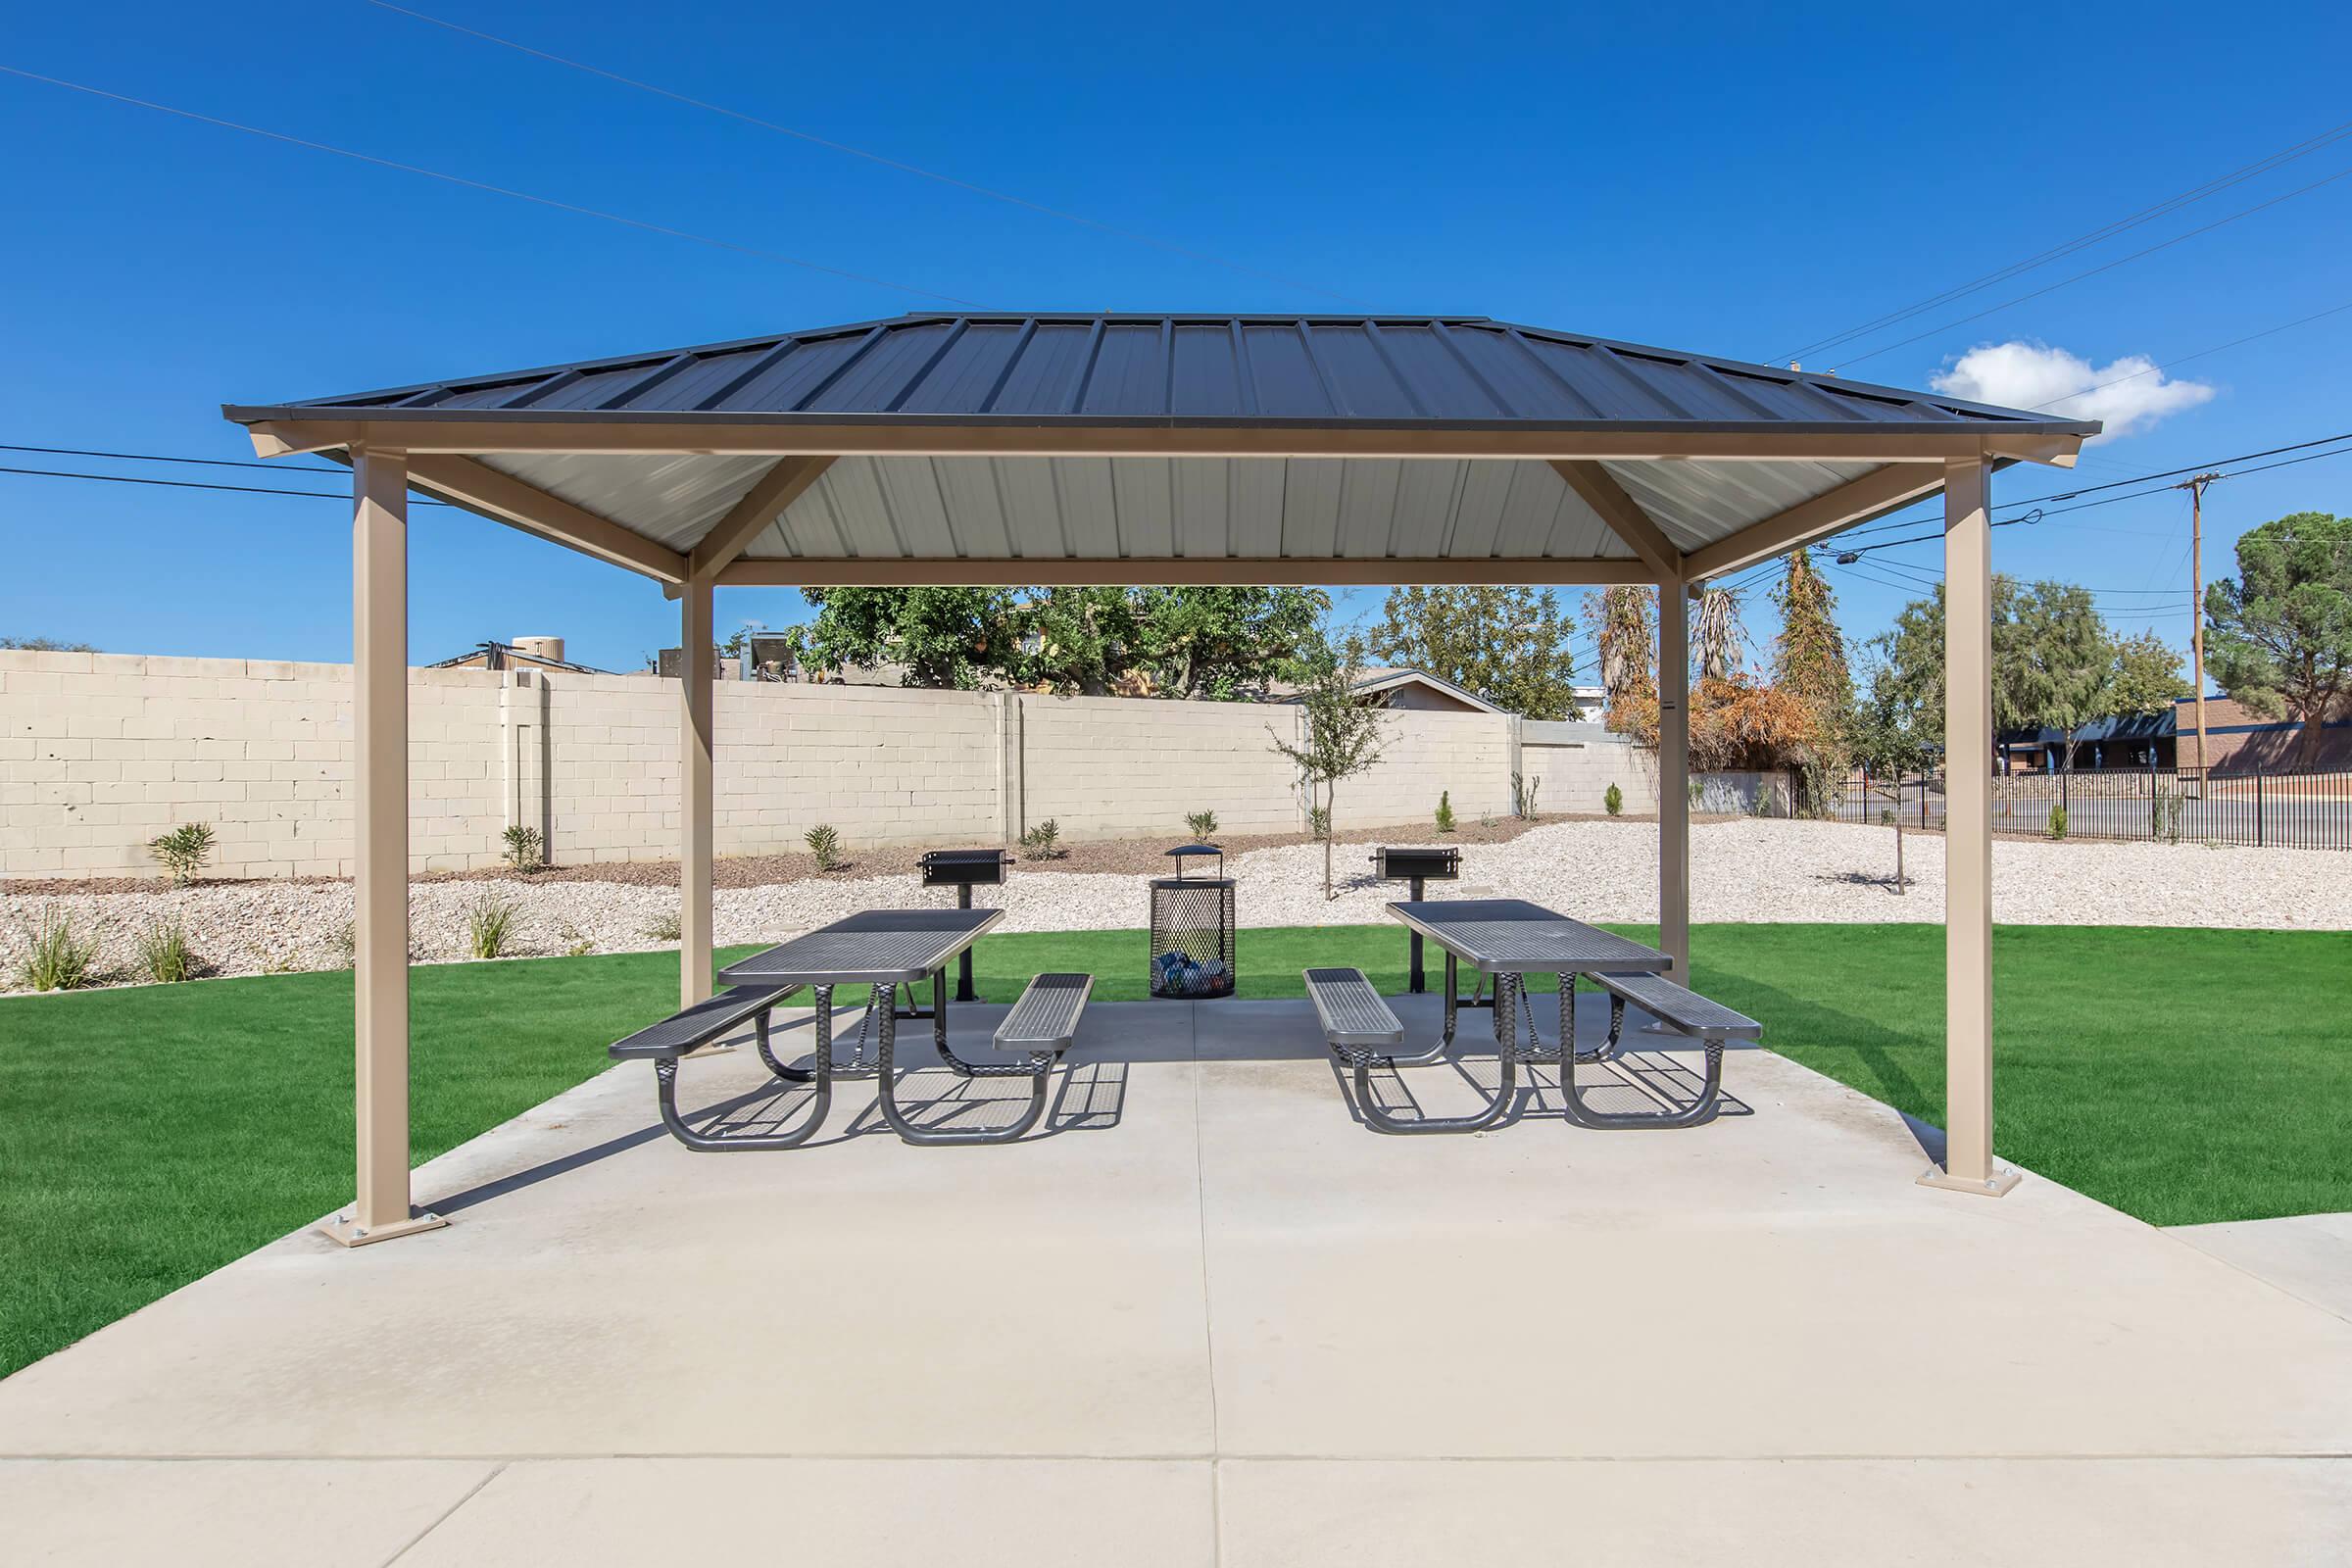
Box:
[5,818,2348,993]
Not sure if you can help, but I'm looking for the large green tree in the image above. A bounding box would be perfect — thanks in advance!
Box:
[2005,582,2118,768]
[798,587,1021,689]
[2106,630,2191,717]
[797,585,1327,698]
[1864,577,2198,765]
[2203,511,2352,765]
[1368,586,1582,718]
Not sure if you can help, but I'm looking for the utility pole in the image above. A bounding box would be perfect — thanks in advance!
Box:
[2174,472,2223,779]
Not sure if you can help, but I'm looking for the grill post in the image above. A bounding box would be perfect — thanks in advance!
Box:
[956,883,978,1001]
[1407,873,1427,993]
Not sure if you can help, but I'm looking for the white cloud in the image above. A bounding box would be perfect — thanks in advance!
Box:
[1929,341,2215,444]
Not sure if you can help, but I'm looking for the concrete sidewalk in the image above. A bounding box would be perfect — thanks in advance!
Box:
[4,995,2348,1565]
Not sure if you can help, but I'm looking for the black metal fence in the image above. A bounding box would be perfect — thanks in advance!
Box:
[1820,766,2352,851]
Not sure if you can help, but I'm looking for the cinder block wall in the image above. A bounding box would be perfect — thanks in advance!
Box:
[1344,709,1513,831]
[1521,721,1662,815]
[0,651,504,879]
[1020,694,1306,840]
[1,651,1658,880]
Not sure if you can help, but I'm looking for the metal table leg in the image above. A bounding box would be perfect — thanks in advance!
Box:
[872,980,1055,1145]
[1353,964,1517,1135]
[1385,950,1462,1067]
[1560,989,1726,1129]
[656,989,832,1151]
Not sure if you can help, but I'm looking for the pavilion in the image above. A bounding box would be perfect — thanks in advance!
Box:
[222,312,2097,1244]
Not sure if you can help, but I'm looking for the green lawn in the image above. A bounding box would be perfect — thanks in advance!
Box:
[2,922,2345,1379]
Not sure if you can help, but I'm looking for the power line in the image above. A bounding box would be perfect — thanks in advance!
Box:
[0,464,454,504]
[2030,298,2352,411]
[1834,163,2352,370]
[1777,118,2352,364]
[1830,428,2352,548]
[1831,439,2352,561]
[0,65,980,306]
[361,0,1370,307]
[0,442,346,475]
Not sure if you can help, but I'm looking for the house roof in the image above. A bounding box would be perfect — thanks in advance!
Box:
[224,314,2096,589]
[1350,667,1507,714]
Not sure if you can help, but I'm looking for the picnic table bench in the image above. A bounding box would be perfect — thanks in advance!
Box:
[1309,899,1753,1133]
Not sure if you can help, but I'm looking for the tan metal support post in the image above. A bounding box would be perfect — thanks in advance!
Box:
[1656,574,1691,976]
[322,448,445,1247]
[1921,457,2018,1197]
[679,576,715,1009]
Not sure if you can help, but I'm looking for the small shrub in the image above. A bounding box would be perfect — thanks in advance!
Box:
[643,907,683,943]
[332,919,357,966]
[2046,802,2069,841]
[135,915,199,984]
[147,821,216,887]
[805,824,845,872]
[1307,805,1331,840]
[501,824,546,872]
[1019,818,1066,860]
[1478,811,1496,829]
[16,907,102,992]
[1434,791,1456,834]
[465,892,520,959]
[1185,809,1219,839]
[1879,807,1896,827]
[1603,783,1624,817]
[1748,784,1772,818]
[557,920,594,958]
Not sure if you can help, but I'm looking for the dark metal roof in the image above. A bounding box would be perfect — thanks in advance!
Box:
[229,314,2095,436]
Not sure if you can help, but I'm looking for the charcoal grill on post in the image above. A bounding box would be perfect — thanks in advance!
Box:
[1370,846,1460,993]
[1150,844,1235,1000]
[917,848,1011,1003]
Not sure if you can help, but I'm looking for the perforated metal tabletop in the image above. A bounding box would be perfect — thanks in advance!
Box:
[717,907,1004,987]
[1386,898,1669,975]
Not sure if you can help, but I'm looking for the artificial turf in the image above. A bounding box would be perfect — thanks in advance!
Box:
[1,922,2344,1379]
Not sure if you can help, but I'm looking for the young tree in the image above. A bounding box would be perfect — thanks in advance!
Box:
[1370,586,1584,718]
[1267,634,1390,900]
[1846,652,1936,894]
[1583,586,1657,733]
[0,635,96,651]
[2203,512,2352,765]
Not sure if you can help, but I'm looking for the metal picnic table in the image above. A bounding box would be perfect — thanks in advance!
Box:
[1379,898,1673,1131]
[716,907,1004,1143]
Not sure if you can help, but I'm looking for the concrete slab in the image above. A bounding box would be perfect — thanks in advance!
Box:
[1217,1456,2352,1567]
[1,1458,496,1567]
[1195,995,2352,1460]
[0,1003,1214,1459]
[4,994,2351,1565]
[2170,1212,2352,1323]
[397,1457,1214,1567]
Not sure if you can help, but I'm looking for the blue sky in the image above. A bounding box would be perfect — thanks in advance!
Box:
[4,0,2348,679]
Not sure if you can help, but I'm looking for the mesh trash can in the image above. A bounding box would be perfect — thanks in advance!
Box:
[1150,844,1235,1000]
